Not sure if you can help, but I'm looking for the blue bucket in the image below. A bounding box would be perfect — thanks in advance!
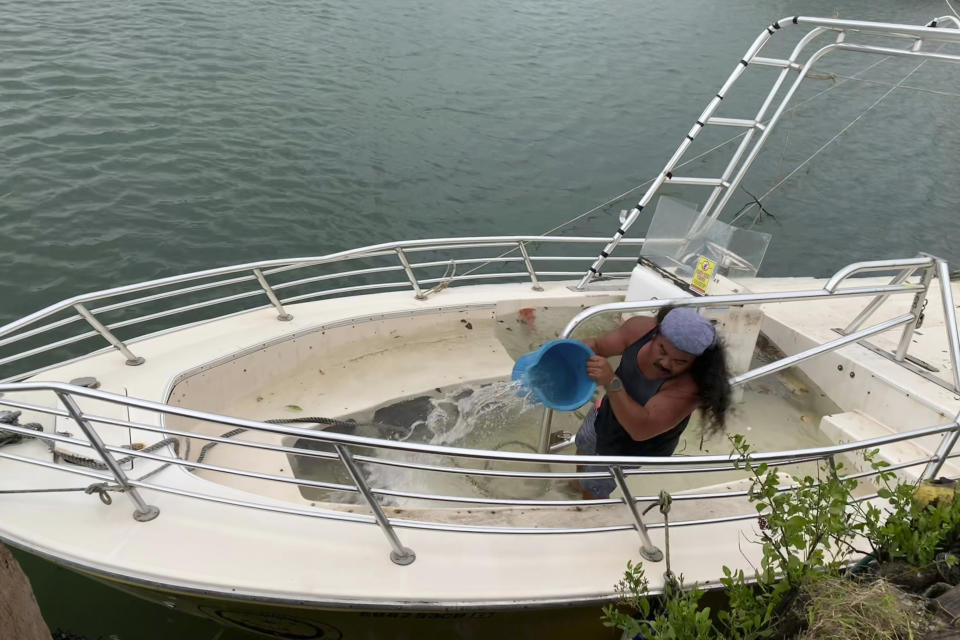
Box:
[511,339,597,411]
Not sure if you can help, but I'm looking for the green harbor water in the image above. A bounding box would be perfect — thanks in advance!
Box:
[3,0,960,637]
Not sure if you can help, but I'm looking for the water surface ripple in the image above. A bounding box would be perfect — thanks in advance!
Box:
[2,1,959,325]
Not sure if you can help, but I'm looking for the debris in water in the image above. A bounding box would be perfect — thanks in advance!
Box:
[285,404,303,412]
[779,373,810,395]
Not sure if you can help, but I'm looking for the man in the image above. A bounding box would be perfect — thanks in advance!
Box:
[575,306,731,498]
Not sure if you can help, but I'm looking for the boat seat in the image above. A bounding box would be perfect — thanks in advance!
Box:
[819,411,960,484]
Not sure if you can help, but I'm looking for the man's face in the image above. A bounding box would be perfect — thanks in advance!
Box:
[651,334,696,377]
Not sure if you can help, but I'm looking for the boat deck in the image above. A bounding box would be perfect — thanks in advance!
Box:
[0,274,956,611]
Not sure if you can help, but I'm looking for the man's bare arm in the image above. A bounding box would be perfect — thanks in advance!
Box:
[582,316,656,357]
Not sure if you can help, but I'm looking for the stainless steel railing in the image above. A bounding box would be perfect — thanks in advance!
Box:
[537,256,960,453]
[1,250,959,565]
[0,381,957,566]
[0,236,643,381]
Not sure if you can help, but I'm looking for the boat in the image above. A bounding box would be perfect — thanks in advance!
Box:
[2,15,960,640]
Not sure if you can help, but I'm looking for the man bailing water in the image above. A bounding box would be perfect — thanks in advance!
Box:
[575,306,731,499]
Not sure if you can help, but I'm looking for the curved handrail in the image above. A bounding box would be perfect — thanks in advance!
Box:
[0,379,957,564]
[0,235,645,381]
[0,380,953,468]
[824,257,935,292]
[559,282,923,341]
[0,235,639,340]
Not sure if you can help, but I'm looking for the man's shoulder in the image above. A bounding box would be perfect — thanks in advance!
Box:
[621,316,657,342]
[660,372,698,396]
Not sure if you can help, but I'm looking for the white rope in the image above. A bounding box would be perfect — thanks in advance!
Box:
[544,55,892,237]
[820,74,960,100]
[732,56,934,224]
[947,0,960,20]
[453,47,909,281]
[537,133,747,236]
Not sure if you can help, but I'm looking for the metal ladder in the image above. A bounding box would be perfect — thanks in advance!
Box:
[577,15,960,289]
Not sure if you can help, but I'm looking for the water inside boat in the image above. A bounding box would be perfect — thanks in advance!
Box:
[175,300,840,508]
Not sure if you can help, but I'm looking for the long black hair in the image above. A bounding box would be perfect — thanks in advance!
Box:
[656,306,731,433]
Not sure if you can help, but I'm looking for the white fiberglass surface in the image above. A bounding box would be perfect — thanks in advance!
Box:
[259,320,842,508]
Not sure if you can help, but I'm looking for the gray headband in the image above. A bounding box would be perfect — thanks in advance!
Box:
[659,308,716,356]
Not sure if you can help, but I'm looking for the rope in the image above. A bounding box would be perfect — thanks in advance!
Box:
[549,54,894,238]
[0,481,121,505]
[421,260,456,298]
[658,490,673,579]
[0,487,87,495]
[820,74,960,100]
[732,52,939,225]
[54,437,180,470]
[0,411,43,447]
[643,490,674,578]
[451,51,901,284]
[947,0,960,20]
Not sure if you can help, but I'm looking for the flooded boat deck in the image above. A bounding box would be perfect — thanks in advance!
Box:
[184,303,841,507]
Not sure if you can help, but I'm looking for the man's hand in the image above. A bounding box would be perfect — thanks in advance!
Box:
[586,355,616,386]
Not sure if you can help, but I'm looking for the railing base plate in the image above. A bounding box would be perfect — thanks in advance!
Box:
[390,548,416,566]
[640,546,664,563]
[133,505,160,522]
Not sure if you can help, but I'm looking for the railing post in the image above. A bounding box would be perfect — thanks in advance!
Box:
[334,444,416,566]
[252,269,293,321]
[56,391,159,521]
[842,267,917,334]
[921,420,960,480]
[517,242,544,292]
[536,407,554,454]
[73,303,144,366]
[395,249,425,300]
[936,259,960,393]
[894,266,934,361]
[610,466,663,562]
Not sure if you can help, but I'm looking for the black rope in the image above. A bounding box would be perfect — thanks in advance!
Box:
[731,185,778,228]
[55,438,180,470]
[0,411,42,447]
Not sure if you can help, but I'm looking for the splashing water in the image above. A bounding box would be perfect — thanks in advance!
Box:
[416,379,538,447]
[360,380,560,504]
[289,379,580,505]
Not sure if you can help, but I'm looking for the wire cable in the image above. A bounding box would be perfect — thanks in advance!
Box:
[731,56,935,225]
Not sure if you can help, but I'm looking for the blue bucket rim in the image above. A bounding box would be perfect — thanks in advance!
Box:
[511,339,596,411]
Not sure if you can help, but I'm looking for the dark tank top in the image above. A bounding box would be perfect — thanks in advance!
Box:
[594,329,692,457]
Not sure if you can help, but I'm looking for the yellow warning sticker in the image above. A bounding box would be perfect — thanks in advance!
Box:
[690,256,716,294]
